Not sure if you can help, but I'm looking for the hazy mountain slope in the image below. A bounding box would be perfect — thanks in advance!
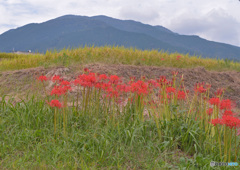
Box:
[0,15,189,53]
[0,15,239,60]
[93,15,240,60]
[0,16,191,53]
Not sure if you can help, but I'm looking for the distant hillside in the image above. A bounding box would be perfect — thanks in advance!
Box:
[0,15,240,60]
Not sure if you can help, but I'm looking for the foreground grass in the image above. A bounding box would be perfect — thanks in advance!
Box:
[0,46,240,72]
[0,96,213,169]
[1,70,239,169]
[0,47,239,169]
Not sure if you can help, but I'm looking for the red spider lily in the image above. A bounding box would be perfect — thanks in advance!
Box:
[49,99,62,108]
[77,74,88,87]
[211,118,222,126]
[177,90,186,100]
[106,87,119,98]
[157,76,167,84]
[73,78,82,86]
[116,84,130,93]
[220,99,232,110]
[63,85,72,93]
[195,86,206,94]
[166,81,173,87]
[38,75,47,82]
[198,86,206,93]
[221,115,240,129]
[215,88,225,97]
[58,80,72,93]
[78,73,97,87]
[61,80,71,86]
[161,58,165,61]
[206,108,213,115]
[176,55,182,60]
[159,76,167,82]
[84,68,90,73]
[101,83,111,90]
[209,98,220,106]
[99,74,108,80]
[211,115,240,129]
[109,75,120,84]
[147,79,159,88]
[223,110,233,116]
[166,87,176,93]
[52,75,61,83]
[172,71,178,76]
[94,82,102,89]
[194,83,207,94]
[130,80,148,95]
[51,85,67,96]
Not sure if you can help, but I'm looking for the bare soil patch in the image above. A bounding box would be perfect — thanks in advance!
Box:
[0,63,240,108]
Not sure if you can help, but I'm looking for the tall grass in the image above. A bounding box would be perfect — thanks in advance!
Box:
[0,46,240,72]
[1,70,239,169]
[0,95,196,169]
[0,47,240,168]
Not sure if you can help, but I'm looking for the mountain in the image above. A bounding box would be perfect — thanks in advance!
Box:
[0,15,240,60]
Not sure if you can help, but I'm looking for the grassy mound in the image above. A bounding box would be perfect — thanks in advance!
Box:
[0,46,240,72]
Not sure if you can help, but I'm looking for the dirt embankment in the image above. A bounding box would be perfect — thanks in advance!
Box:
[0,63,240,108]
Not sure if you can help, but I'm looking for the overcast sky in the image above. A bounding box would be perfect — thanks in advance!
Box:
[1,0,240,47]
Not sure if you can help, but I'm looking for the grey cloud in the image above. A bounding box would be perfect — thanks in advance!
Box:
[169,9,240,46]
[119,3,160,23]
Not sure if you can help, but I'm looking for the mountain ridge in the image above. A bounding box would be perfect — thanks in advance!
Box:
[0,14,239,60]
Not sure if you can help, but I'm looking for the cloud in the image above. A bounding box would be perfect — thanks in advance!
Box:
[168,8,240,46]
[119,2,160,23]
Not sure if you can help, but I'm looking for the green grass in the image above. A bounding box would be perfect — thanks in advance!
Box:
[0,47,240,169]
[0,46,240,72]
[0,96,215,169]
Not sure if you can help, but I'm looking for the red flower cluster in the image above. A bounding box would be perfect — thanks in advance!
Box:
[166,87,176,93]
[223,110,233,116]
[109,75,120,84]
[49,99,62,108]
[38,75,47,82]
[211,115,240,129]
[99,74,108,80]
[76,73,97,87]
[177,90,186,100]
[176,55,182,60]
[209,98,220,106]
[84,68,90,73]
[172,71,178,77]
[147,79,158,88]
[51,85,71,96]
[52,75,61,82]
[130,80,148,95]
[194,83,208,94]
[214,88,224,97]
[157,76,167,84]
[220,99,232,110]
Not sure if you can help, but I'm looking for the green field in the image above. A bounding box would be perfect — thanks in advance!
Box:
[0,47,239,169]
[0,46,240,72]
